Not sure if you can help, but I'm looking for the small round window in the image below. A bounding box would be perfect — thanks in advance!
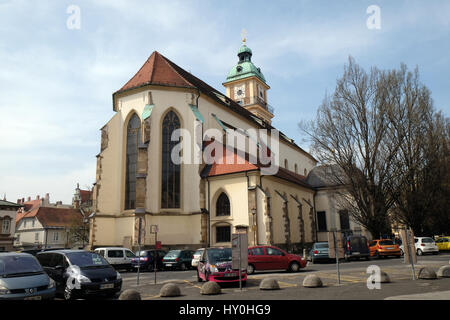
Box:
[236,66,243,72]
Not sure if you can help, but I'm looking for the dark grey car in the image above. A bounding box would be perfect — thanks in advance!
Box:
[0,252,56,300]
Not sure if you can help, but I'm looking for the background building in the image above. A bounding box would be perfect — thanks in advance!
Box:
[0,198,22,251]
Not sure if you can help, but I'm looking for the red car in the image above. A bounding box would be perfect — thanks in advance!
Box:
[247,246,306,274]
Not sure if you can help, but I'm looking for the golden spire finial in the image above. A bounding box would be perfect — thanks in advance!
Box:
[241,28,247,45]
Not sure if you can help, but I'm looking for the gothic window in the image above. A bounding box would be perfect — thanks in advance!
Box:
[161,111,181,208]
[216,193,230,216]
[125,114,141,210]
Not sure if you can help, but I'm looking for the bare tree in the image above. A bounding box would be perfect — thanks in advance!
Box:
[300,57,410,238]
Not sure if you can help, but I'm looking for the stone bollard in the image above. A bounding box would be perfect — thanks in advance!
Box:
[303,274,323,288]
[418,267,437,280]
[201,281,221,295]
[259,278,280,290]
[118,289,141,300]
[160,283,181,297]
[437,265,450,278]
[379,271,391,283]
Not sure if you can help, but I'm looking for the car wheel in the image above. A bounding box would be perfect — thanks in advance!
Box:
[289,262,300,272]
[242,281,247,287]
[180,263,187,271]
[433,251,439,255]
[365,255,371,261]
[417,249,423,256]
[375,251,380,259]
[247,264,255,275]
[197,270,202,283]
[64,286,74,300]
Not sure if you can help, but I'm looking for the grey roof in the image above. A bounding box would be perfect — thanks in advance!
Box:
[306,165,347,188]
[0,199,22,207]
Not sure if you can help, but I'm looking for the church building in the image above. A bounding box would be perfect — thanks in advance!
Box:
[89,39,368,251]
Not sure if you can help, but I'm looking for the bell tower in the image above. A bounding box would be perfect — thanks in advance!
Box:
[223,35,274,124]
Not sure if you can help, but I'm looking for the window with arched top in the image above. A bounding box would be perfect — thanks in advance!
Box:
[216,193,230,216]
[125,114,141,210]
[284,159,288,169]
[295,164,298,174]
[161,111,181,208]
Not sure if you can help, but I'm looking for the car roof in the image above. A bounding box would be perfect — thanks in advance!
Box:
[0,252,34,258]
[37,249,87,255]
[95,247,129,250]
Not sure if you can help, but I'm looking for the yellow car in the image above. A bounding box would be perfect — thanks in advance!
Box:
[436,237,450,251]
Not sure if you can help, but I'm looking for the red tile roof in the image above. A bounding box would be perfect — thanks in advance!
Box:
[117,51,194,93]
[201,141,312,189]
[16,206,82,227]
[35,207,83,228]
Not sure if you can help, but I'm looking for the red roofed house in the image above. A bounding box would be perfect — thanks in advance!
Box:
[90,39,369,251]
[15,194,86,250]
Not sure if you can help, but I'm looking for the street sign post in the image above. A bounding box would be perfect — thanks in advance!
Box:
[136,217,143,285]
[232,233,248,291]
[150,225,159,284]
[328,230,344,285]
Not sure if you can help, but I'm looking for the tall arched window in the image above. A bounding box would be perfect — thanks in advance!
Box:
[125,114,141,210]
[216,193,230,216]
[161,111,181,208]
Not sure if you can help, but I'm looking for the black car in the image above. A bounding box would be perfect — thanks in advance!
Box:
[36,250,122,300]
[342,235,370,261]
[131,250,167,271]
[162,250,194,271]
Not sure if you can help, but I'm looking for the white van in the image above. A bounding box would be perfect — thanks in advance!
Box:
[94,247,136,271]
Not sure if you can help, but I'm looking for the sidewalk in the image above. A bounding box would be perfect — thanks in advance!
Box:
[385,290,450,300]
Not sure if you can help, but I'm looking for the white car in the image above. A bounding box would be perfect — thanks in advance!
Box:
[401,237,439,256]
[414,237,439,256]
[94,247,136,271]
[191,248,205,268]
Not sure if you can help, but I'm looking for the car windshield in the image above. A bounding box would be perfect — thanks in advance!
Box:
[422,238,434,243]
[165,250,181,258]
[315,243,329,249]
[379,240,394,246]
[136,251,149,257]
[66,252,109,268]
[0,255,43,276]
[207,248,232,264]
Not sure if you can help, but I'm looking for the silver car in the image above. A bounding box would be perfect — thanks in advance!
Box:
[0,252,56,300]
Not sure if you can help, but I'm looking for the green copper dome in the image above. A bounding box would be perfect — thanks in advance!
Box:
[224,44,266,84]
[237,44,252,55]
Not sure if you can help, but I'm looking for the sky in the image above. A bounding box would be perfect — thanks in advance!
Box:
[0,0,449,204]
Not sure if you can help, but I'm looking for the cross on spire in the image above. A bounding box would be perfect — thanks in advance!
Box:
[241,28,247,45]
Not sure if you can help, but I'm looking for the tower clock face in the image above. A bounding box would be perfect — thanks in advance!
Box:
[234,85,245,99]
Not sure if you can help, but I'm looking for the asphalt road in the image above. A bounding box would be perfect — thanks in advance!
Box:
[116,252,450,300]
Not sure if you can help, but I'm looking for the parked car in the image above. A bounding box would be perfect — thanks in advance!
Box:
[369,239,401,258]
[94,247,136,271]
[342,235,370,261]
[436,237,450,251]
[414,237,439,256]
[0,252,56,300]
[197,247,247,284]
[191,248,205,268]
[308,242,331,263]
[162,250,194,270]
[37,250,122,300]
[247,245,306,274]
[131,250,167,271]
